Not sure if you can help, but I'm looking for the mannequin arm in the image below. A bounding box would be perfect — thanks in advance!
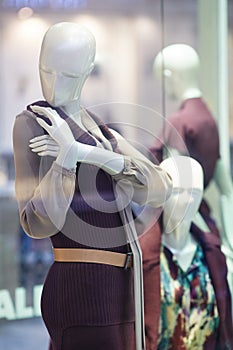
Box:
[30,133,124,175]
[14,108,172,239]
[13,111,75,238]
[30,105,172,208]
[30,105,124,174]
[213,158,233,250]
[110,129,172,207]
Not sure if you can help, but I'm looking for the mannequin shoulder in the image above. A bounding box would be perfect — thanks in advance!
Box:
[13,109,44,140]
[15,109,36,122]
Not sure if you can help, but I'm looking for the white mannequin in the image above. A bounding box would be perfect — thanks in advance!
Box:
[160,156,203,272]
[153,43,233,300]
[14,22,173,350]
[153,44,202,102]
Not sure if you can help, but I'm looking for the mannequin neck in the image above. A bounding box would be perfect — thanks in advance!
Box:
[60,98,81,120]
[162,220,198,271]
[181,87,202,101]
[174,83,202,103]
[163,219,192,251]
[168,72,202,103]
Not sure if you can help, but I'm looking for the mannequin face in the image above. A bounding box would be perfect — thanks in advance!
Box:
[160,156,204,234]
[163,185,202,234]
[39,22,96,107]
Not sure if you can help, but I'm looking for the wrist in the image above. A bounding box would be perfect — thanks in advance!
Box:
[56,141,78,170]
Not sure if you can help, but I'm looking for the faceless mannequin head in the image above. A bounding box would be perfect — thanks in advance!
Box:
[39,22,96,107]
[153,44,202,101]
[160,156,203,234]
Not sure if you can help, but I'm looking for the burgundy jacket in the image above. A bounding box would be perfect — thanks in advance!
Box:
[149,97,220,188]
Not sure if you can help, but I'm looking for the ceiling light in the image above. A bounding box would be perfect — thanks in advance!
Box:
[17,7,34,20]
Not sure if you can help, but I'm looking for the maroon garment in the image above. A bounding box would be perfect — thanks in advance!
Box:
[191,224,233,349]
[140,221,233,350]
[150,98,220,188]
[26,101,135,350]
[139,221,161,350]
[59,323,134,350]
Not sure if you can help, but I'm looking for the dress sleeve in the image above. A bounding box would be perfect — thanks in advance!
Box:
[13,111,76,239]
[110,129,173,207]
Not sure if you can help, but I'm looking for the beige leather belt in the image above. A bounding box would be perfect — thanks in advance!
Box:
[53,248,133,269]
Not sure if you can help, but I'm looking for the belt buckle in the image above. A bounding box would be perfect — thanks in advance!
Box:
[124,252,133,270]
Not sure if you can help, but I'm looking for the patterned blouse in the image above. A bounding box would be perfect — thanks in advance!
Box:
[158,244,219,349]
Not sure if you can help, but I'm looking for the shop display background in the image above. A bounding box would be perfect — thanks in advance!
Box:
[0,0,232,349]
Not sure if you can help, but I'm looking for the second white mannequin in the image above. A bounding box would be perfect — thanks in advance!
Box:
[160,155,203,271]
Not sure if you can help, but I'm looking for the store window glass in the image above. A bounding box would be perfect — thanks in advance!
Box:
[0,0,232,349]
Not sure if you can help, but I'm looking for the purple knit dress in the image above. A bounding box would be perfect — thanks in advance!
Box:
[21,101,135,350]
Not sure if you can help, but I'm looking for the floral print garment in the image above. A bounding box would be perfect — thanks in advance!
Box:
[158,244,219,350]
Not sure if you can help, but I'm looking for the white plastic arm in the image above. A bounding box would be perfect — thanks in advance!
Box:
[30,106,172,208]
[30,105,124,174]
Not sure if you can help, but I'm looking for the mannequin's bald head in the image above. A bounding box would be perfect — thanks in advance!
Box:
[154,44,200,76]
[153,44,202,101]
[160,156,203,234]
[39,22,96,107]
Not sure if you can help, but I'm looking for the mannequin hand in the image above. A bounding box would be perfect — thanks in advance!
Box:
[29,134,60,157]
[30,105,75,149]
[30,105,78,169]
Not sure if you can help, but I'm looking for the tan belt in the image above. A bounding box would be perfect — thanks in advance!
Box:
[53,248,133,269]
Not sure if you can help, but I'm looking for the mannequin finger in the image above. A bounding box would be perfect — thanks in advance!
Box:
[30,134,50,143]
[31,105,59,124]
[30,105,44,114]
[30,144,59,153]
[36,117,52,133]
[30,144,58,152]
[31,107,54,126]
[30,105,51,115]
[38,150,59,157]
[31,144,59,152]
[30,145,48,153]
[29,138,58,148]
[29,140,49,148]
[30,135,58,148]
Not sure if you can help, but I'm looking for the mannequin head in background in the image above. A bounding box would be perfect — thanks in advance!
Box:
[160,156,203,236]
[153,44,202,102]
[39,22,96,110]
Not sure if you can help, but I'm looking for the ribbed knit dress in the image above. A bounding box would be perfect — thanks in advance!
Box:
[13,101,172,350]
[41,162,134,349]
